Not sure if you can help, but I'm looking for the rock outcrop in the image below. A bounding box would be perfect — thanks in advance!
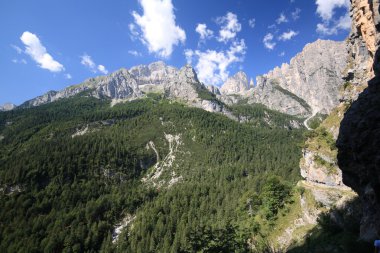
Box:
[262,40,347,114]
[220,71,250,95]
[0,103,16,111]
[21,62,233,117]
[336,0,380,241]
[216,40,347,116]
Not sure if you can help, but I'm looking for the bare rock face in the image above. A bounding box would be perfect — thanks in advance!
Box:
[0,103,16,111]
[93,69,142,99]
[164,64,202,102]
[351,0,380,75]
[250,76,311,116]
[337,0,380,241]
[300,149,346,187]
[218,40,347,116]
[21,62,233,116]
[220,71,250,95]
[264,40,347,114]
[206,85,221,95]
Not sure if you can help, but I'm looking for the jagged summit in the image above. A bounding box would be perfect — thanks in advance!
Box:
[214,39,347,116]
[220,71,250,95]
[0,103,16,111]
[20,39,347,118]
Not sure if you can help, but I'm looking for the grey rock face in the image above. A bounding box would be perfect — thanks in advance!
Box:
[264,40,347,114]
[250,76,311,116]
[218,40,347,116]
[0,103,16,111]
[206,85,221,95]
[220,71,250,94]
[93,69,142,99]
[21,61,233,116]
[337,0,380,241]
[164,65,202,102]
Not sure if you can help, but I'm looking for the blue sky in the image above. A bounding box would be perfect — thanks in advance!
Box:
[0,0,350,105]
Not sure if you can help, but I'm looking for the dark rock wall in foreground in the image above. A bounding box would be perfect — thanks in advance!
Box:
[337,0,380,241]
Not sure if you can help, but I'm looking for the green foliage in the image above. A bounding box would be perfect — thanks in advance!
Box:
[307,113,328,130]
[229,103,304,129]
[0,95,306,252]
[260,176,292,220]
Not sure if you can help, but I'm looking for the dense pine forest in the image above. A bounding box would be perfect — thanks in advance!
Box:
[0,95,306,252]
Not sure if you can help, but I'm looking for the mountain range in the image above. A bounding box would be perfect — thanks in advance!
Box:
[11,39,347,119]
[1,0,379,252]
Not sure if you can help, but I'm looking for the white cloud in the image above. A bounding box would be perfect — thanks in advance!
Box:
[128,50,141,56]
[279,30,299,41]
[80,54,96,73]
[279,51,285,57]
[185,39,246,85]
[65,73,72,79]
[291,8,301,20]
[316,0,349,21]
[195,23,214,40]
[11,44,22,54]
[80,53,108,75]
[12,58,27,64]
[315,0,350,35]
[20,31,64,72]
[316,13,350,35]
[216,12,242,43]
[130,0,186,58]
[276,13,288,24]
[263,33,276,50]
[248,18,256,28]
[97,65,108,75]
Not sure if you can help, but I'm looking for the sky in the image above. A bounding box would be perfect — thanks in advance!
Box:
[0,0,351,105]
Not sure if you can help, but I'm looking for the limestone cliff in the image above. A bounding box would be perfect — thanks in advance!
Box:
[217,40,347,116]
[0,103,16,111]
[21,62,232,116]
[337,0,380,241]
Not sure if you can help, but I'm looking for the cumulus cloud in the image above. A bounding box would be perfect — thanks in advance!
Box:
[216,12,242,43]
[65,73,72,79]
[279,51,285,57]
[291,8,301,20]
[276,13,288,24]
[185,39,246,85]
[80,53,108,75]
[97,65,108,75]
[315,0,350,35]
[248,18,256,28]
[263,33,276,50]
[195,23,214,40]
[128,50,141,56]
[20,31,64,72]
[130,0,186,58]
[316,0,349,21]
[80,54,96,72]
[279,30,299,41]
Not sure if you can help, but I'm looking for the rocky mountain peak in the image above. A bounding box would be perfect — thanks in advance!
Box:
[177,64,199,84]
[0,103,16,111]
[220,71,249,95]
[263,39,347,114]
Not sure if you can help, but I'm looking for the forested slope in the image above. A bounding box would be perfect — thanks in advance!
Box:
[0,94,305,252]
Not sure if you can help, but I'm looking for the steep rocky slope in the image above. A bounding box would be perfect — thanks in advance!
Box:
[267,1,380,249]
[216,40,347,116]
[0,103,16,111]
[21,62,231,116]
[337,0,380,241]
